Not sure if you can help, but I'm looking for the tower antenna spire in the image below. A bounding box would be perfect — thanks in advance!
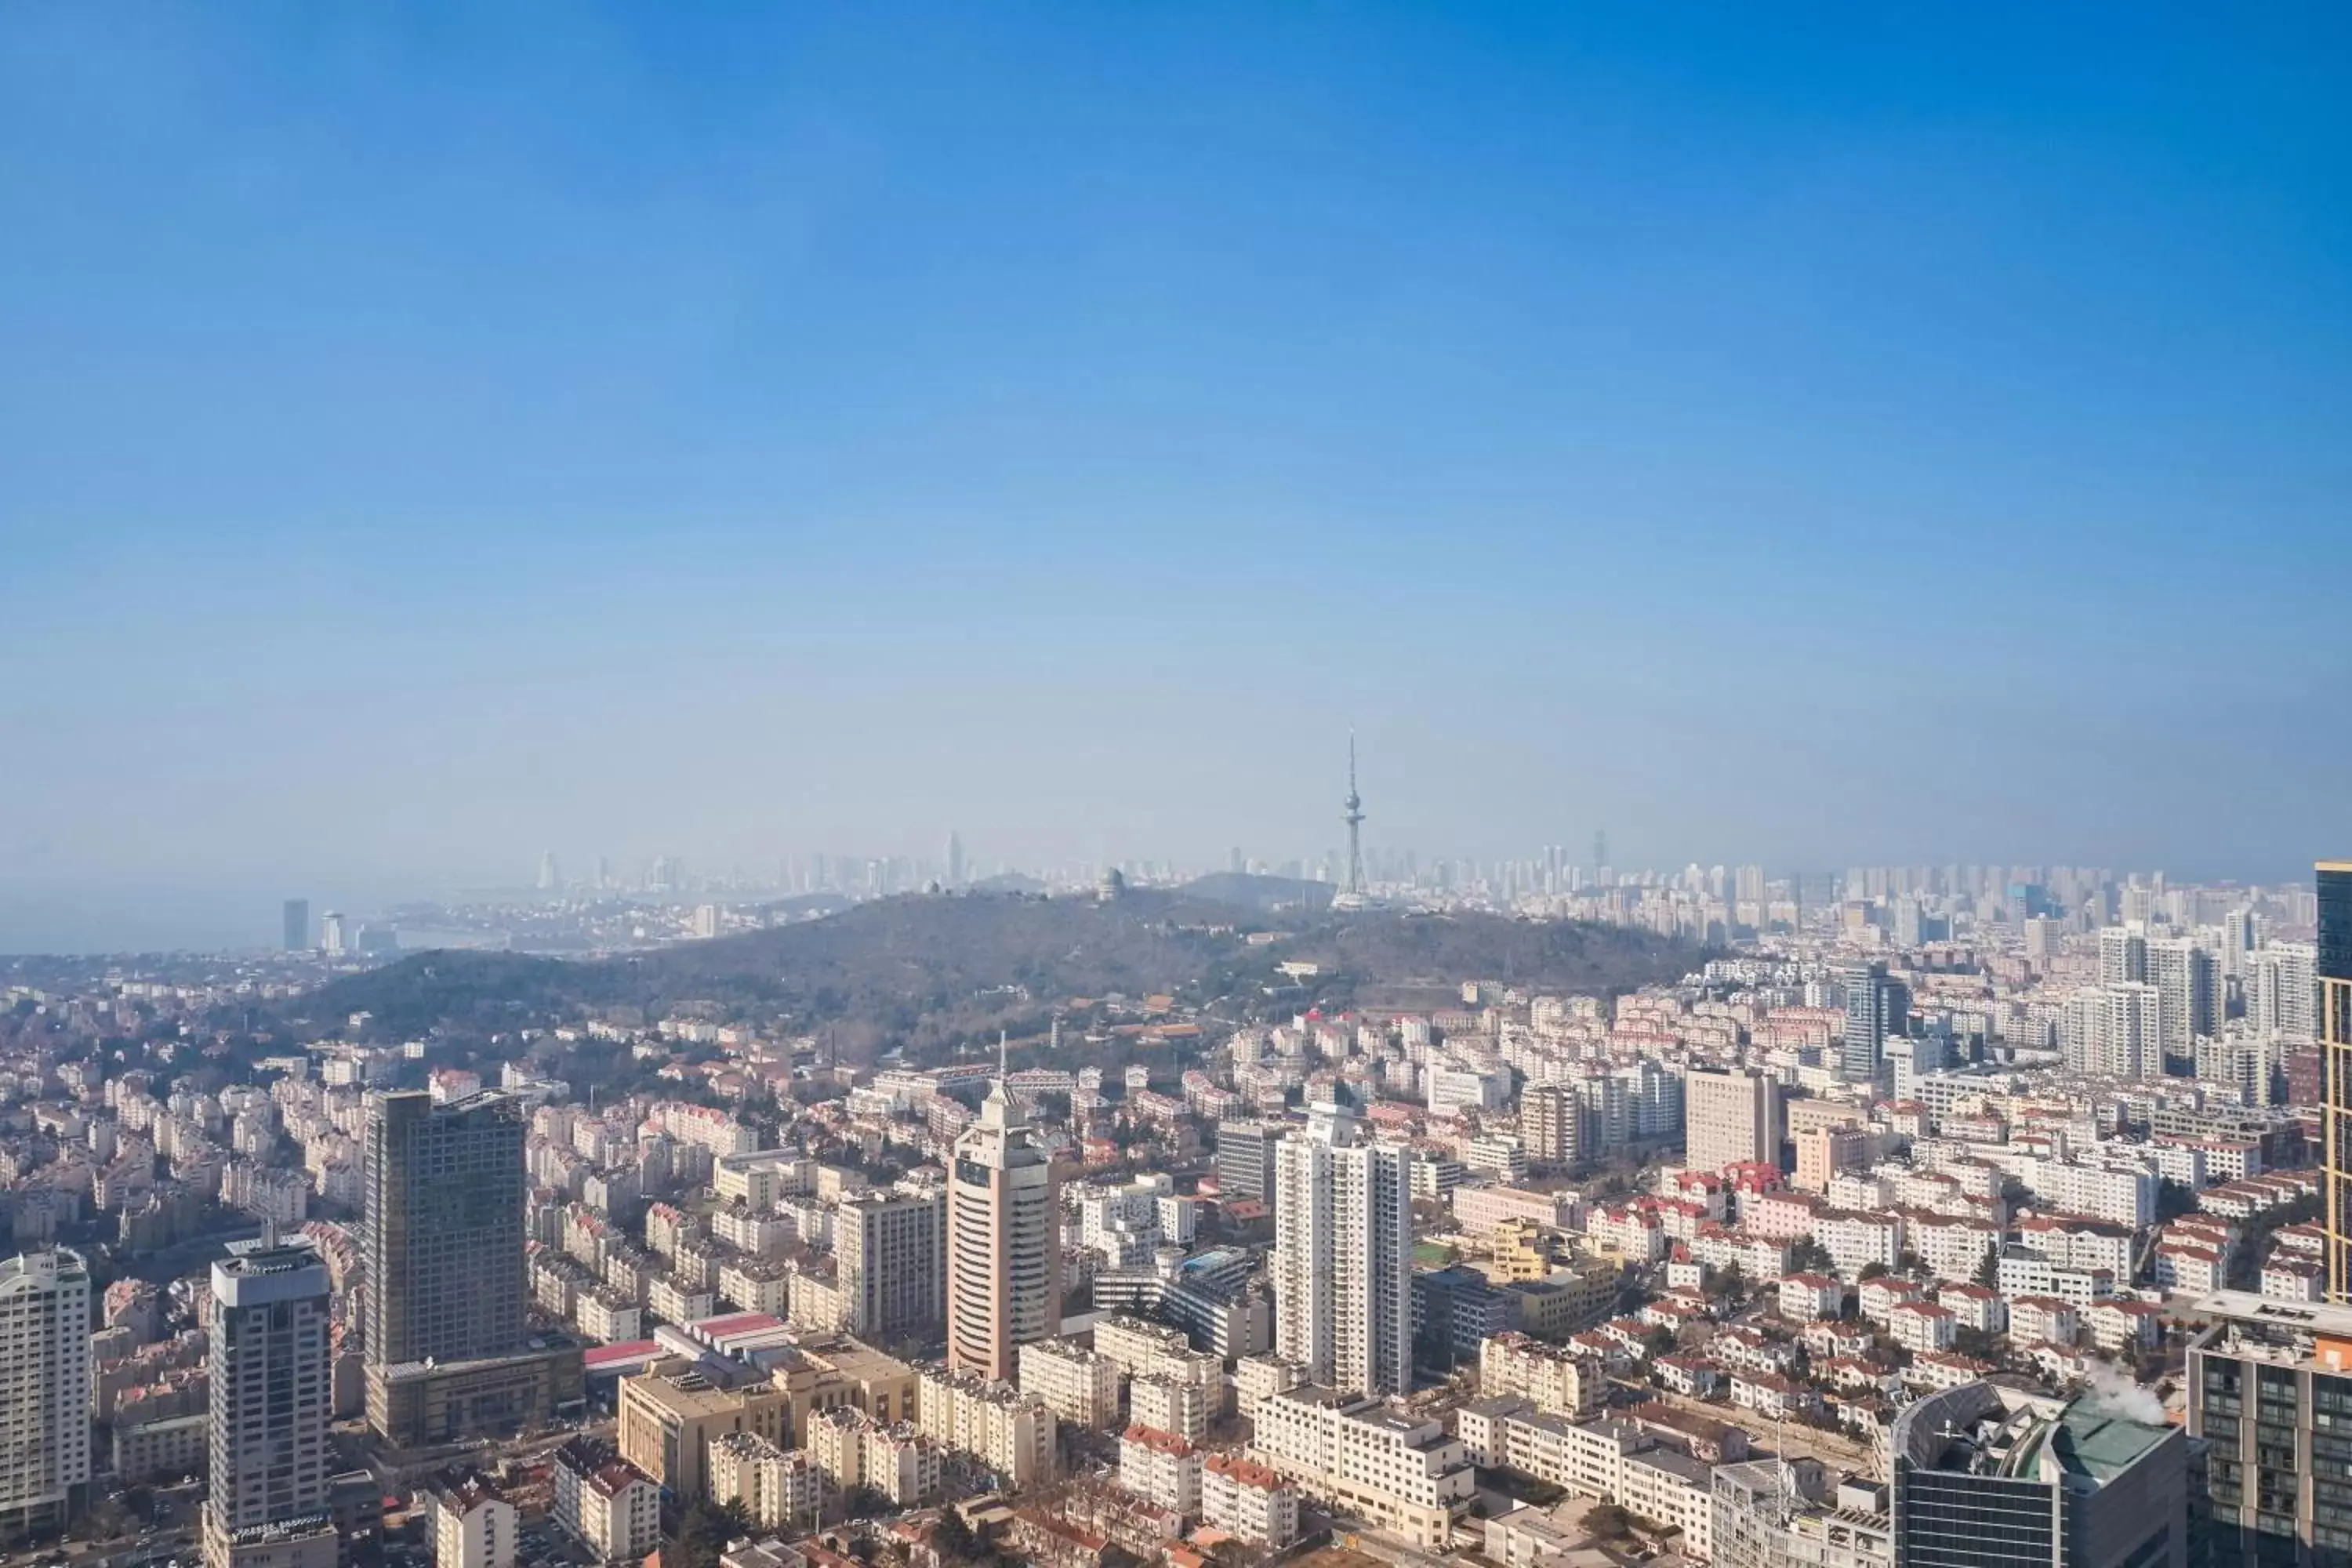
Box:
[1337,731,1369,909]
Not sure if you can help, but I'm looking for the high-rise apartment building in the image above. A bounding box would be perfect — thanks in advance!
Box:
[2099,924,2150,985]
[2254,941,2318,1042]
[2063,982,2161,1079]
[281,899,310,953]
[946,1069,1060,1382]
[1683,1069,1780,1174]
[2186,1292,2352,1566]
[2321,860,2352,1303]
[2024,915,2061,964]
[1271,1105,1411,1397]
[1519,1084,1582,1171]
[0,1249,91,1537]
[1215,1121,1283,1204]
[1840,963,1909,1084]
[837,1186,946,1340]
[204,1230,335,1568]
[365,1091,581,1446]
[2145,936,2217,1069]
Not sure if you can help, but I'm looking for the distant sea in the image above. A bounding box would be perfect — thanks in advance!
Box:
[0,884,371,956]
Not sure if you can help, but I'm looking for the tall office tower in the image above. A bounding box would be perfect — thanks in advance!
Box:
[2145,936,2217,1070]
[318,911,347,957]
[281,898,310,953]
[1519,1084,1583,1171]
[0,1249,91,1537]
[1839,963,1909,1084]
[365,1090,582,1446]
[1270,1105,1411,1397]
[1682,1069,1780,1174]
[1893,1382,2187,1568]
[203,1230,335,1568]
[837,1186,946,1339]
[2099,923,2150,985]
[946,830,965,891]
[2321,860,2352,1303]
[537,851,559,891]
[2252,941,2319,1042]
[946,1059,1060,1381]
[1214,1121,1283,1204]
[1893,897,1924,949]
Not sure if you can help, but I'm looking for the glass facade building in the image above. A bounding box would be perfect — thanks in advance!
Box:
[2318,862,2352,1304]
[1891,1383,2185,1568]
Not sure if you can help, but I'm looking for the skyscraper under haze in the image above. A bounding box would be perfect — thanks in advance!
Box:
[281,898,310,953]
[1271,1105,1411,1396]
[2320,859,2352,1302]
[837,1185,947,1340]
[204,1229,335,1568]
[1840,962,1909,1084]
[0,1248,90,1537]
[364,1090,581,1446]
[946,1062,1060,1381]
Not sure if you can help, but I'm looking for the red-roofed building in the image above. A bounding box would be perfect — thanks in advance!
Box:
[1119,1425,1200,1519]
[1201,1453,1299,1548]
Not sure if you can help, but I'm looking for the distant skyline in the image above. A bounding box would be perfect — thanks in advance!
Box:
[4,5,2349,952]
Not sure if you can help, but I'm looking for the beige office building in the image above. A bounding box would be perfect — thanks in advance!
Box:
[1684,1069,1781,1175]
[946,1069,1060,1381]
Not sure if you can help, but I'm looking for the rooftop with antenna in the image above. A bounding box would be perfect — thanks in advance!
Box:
[1331,731,1374,913]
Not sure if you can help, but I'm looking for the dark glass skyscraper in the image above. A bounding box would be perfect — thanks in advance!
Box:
[2320,861,2352,1305]
[363,1090,580,1446]
[1842,962,1911,1085]
[1892,1383,2186,1568]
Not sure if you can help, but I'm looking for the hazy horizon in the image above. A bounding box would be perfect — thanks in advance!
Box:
[5,5,2349,954]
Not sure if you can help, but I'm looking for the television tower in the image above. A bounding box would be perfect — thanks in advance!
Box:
[1337,732,1368,909]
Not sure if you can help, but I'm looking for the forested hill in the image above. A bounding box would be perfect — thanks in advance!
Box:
[292,888,1704,1059]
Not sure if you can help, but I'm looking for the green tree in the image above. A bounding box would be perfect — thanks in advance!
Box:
[931,1510,982,1563]
[1790,1236,1835,1275]
[1858,1261,1889,1282]
[1973,1243,2002,1289]
[670,1498,751,1568]
[1587,1504,1633,1539]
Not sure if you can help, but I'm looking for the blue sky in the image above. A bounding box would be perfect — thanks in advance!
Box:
[2,4,2348,947]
